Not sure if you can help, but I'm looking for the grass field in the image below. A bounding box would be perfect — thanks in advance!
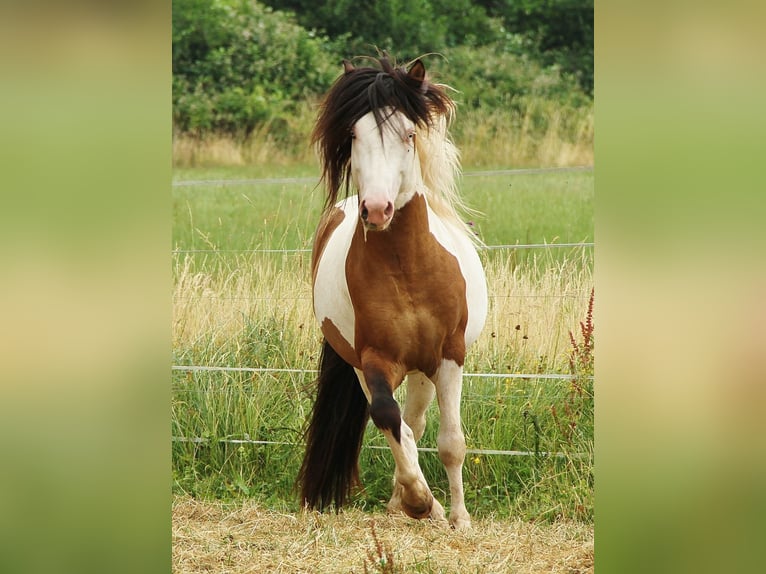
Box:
[171,166,594,526]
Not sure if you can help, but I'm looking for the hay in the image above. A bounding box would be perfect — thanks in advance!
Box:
[172,496,593,573]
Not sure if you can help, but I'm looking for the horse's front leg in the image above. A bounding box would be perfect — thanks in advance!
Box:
[355,362,446,525]
[386,372,439,517]
[434,358,471,529]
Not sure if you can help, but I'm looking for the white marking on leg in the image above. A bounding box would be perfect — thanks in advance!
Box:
[379,422,446,524]
[356,369,443,522]
[402,372,435,442]
[434,359,471,529]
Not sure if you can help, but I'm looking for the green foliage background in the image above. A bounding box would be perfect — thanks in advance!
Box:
[172,0,593,138]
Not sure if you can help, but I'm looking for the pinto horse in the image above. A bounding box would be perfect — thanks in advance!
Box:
[297,55,487,529]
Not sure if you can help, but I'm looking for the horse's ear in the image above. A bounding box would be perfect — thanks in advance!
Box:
[407,59,427,85]
[343,59,355,74]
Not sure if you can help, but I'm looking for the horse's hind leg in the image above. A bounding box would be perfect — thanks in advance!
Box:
[402,372,435,443]
[387,373,436,515]
[434,358,471,529]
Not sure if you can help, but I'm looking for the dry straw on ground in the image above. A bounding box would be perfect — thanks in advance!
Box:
[172,496,593,574]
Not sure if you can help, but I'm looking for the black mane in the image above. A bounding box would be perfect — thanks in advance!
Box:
[312,55,455,208]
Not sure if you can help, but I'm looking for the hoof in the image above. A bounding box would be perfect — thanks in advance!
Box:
[450,516,472,530]
[399,481,434,520]
[386,483,404,515]
[401,495,433,520]
[429,498,448,526]
[449,508,472,530]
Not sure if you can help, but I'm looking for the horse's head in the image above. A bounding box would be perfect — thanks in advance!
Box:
[312,54,455,232]
[350,108,418,231]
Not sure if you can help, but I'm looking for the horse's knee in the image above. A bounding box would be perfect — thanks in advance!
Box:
[370,392,402,442]
[437,429,466,466]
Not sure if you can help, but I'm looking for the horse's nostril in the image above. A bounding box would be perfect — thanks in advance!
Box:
[361,207,369,221]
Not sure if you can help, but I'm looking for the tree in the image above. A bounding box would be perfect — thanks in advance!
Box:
[478,0,593,94]
[258,0,501,59]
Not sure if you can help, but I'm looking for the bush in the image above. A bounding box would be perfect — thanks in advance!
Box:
[260,0,502,59]
[428,44,590,111]
[172,0,594,162]
[482,0,594,95]
[172,0,340,136]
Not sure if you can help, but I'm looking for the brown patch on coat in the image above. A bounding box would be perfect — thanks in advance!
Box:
[320,317,359,369]
[311,206,345,284]
[345,193,468,382]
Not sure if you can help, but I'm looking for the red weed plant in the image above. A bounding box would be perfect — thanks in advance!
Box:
[363,520,397,574]
[552,288,594,444]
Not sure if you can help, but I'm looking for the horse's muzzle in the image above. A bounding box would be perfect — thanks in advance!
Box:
[360,199,394,229]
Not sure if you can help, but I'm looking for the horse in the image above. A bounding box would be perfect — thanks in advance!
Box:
[297,54,488,529]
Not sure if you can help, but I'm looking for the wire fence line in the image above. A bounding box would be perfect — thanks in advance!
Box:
[171,435,584,459]
[171,364,592,382]
[173,248,311,254]
[172,242,594,255]
[482,242,593,251]
[171,165,593,188]
[172,293,591,301]
[171,366,593,459]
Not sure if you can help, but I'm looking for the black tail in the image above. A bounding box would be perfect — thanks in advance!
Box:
[297,339,369,510]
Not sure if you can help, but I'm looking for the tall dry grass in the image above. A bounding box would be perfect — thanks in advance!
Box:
[172,103,319,168]
[172,253,314,357]
[473,248,594,374]
[172,101,593,169]
[172,249,593,374]
[455,104,594,168]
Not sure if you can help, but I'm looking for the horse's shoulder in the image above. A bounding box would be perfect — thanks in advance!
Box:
[425,207,473,258]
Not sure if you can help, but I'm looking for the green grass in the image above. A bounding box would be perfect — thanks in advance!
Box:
[172,167,593,250]
[172,179,319,253]
[171,166,594,522]
[462,171,594,247]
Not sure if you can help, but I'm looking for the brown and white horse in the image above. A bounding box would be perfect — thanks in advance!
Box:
[297,55,487,529]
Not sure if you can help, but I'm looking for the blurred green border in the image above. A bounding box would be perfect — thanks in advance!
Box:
[2,2,766,573]
[596,2,766,573]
